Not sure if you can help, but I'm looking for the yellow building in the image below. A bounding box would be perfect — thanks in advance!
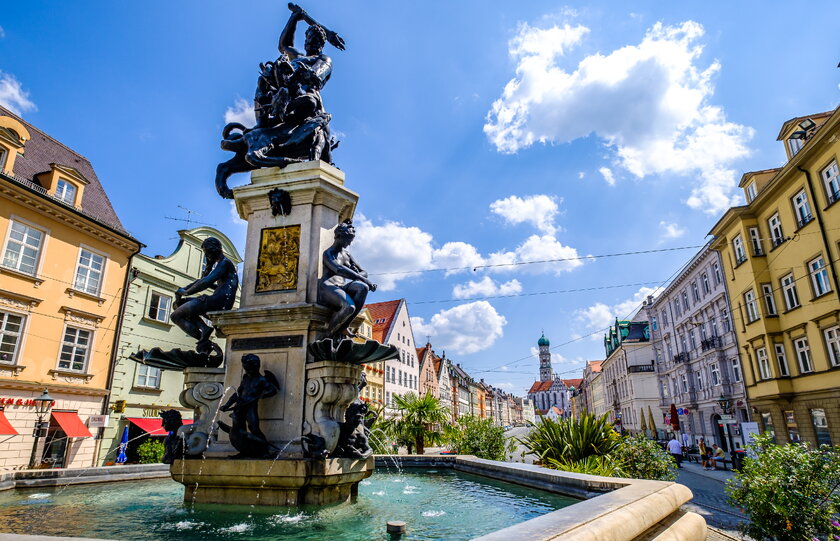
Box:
[0,107,140,469]
[709,107,840,446]
[354,308,384,409]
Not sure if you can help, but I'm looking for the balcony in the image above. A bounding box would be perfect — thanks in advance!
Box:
[673,352,690,363]
[796,213,814,229]
[771,236,786,248]
[700,336,723,351]
[628,364,655,374]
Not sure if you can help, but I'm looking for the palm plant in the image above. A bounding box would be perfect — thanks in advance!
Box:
[381,392,450,455]
[519,413,620,465]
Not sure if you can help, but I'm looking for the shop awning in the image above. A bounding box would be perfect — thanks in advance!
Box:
[51,411,93,438]
[0,410,18,435]
[128,417,193,436]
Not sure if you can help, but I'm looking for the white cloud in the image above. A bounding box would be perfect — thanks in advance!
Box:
[490,194,560,234]
[0,72,36,116]
[599,167,616,186]
[487,234,585,275]
[352,215,434,291]
[229,201,246,225]
[224,98,255,127]
[432,242,486,276]
[576,286,662,332]
[452,277,522,299]
[485,20,753,214]
[659,220,686,241]
[577,171,585,179]
[411,301,507,355]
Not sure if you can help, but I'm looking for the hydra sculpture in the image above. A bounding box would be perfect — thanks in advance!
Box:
[215,2,345,199]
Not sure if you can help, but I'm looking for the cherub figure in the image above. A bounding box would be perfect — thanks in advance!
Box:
[218,354,280,457]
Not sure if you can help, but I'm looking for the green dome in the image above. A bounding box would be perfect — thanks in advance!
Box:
[538,332,550,347]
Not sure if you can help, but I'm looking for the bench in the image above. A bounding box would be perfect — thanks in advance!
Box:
[686,453,734,469]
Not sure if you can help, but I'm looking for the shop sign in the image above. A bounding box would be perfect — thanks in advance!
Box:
[88,415,110,428]
[0,397,57,407]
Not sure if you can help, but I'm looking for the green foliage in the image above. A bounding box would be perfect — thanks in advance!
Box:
[726,433,840,541]
[136,439,165,464]
[519,413,620,465]
[610,435,677,481]
[446,416,514,461]
[519,415,676,481]
[379,392,450,454]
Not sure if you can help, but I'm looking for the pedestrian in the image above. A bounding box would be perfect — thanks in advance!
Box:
[711,444,725,469]
[667,434,683,468]
[698,437,710,470]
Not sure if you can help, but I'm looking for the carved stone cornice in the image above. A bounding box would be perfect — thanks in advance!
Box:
[0,289,42,311]
[60,306,104,329]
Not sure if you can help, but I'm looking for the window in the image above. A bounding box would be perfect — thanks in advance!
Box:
[55,179,77,205]
[733,235,746,264]
[58,326,91,372]
[824,325,840,367]
[809,256,831,297]
[691,281,700,302]
[792,190,813,228]
[744,290,759,322]
[761,412,776,443]
[2,220,44,275]
[673,299,682,318]
[794,337,813,373]
[768,213,785,247]
[136,364,161,388]
[680,373,688,393]
[74,248,105,295]
[810,409,832,446]
[682,290,690,311]
[787,137,804,157]
[781,274,800,310]
[702,273,711,295]
[713,262,722,284]
[748,227,763,256]
[761,283,777,316]
[688,329,697,350]
[651,315,657,331]
[822,160,840,204]
[147,292,172,322]
[746,182,757,202]
[756,348,771,380]
[722,307,731,332]
[710,363,721,386]
[730,358,742,382]
[695,370,704,390]
[661,310,668,327]
[774,343,790,377]
[0,311,24,363]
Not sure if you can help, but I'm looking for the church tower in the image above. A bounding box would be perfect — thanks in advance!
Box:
[538,332,553,381]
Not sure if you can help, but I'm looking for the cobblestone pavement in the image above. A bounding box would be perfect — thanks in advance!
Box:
[675,462,750,539]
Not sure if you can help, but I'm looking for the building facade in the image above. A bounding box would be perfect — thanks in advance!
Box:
[0,107,140,470]
[99,227,241,464]
[357,308,385,409]
[709,108,840,446]
[367,299,420,415]
[644,244,748,450]
[602,315,659,434]
[527,333,571,416]
[416,342,439,399]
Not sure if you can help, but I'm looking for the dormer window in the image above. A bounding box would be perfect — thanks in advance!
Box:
[787,137,805,157]
[745,182,757,202]
[55,179,77,205]
[0,147,6,172]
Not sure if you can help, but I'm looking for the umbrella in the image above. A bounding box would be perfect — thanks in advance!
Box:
[647,406,657,435]
[669,403,681,432]
[116,426,129,464]
[639,408,647,432]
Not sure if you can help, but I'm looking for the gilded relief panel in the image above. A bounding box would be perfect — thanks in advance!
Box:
[256,225,300,292]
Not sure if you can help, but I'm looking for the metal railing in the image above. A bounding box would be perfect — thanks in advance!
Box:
[673,352,690,363]
[796,213,814,229]
[700,336,723,351]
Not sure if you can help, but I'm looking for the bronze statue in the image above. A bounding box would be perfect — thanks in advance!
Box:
[215,3,344,199]
[318,220,376,339]
[160,410,184,464]
[218,354,281,458]
[170,237,239,355]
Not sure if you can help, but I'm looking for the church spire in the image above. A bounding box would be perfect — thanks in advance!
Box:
[538,332,553,381]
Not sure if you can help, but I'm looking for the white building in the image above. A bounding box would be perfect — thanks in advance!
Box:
[367,299,419,415]
[527,333,571,416]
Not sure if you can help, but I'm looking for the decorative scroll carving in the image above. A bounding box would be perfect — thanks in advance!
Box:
[178,367,226,456]
[256,225,301,292]
[302,361,361,458]
[0,296,31,312]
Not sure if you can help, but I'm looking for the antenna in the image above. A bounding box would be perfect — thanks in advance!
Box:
[164,205,217,227]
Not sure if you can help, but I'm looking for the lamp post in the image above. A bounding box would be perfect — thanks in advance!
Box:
[716,394,736,454]
[28,388,53,469]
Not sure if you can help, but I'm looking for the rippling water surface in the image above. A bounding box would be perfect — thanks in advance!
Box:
[0,468,577,540]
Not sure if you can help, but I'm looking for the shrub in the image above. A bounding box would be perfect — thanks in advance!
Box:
[446,416,513,461]
[136,439,165,464]
[611,435,677,481]
[519,413,620,465]
[726,433,840,541]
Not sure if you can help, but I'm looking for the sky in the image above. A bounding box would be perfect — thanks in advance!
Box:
[2,1,839,395]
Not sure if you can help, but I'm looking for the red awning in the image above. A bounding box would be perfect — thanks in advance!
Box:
[128,417,193,436]
[51,411,93,438]
[0,409,18,435]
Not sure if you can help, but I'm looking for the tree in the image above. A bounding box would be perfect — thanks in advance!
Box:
[726,434,840,541]
[381,392,450,455]
[446,416,513,461]
[137,439,165,464]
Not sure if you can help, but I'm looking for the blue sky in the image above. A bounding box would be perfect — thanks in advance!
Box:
[2,1,839,394]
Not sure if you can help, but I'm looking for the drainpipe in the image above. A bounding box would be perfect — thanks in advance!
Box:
[797,166,840,303]
[93,246,141,467]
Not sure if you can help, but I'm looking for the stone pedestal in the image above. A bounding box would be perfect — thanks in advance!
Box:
[172,456,374,506]
[303,361,363,455]
[178,367,226,455]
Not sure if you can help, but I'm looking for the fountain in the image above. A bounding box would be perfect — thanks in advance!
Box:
[131,2,398,507]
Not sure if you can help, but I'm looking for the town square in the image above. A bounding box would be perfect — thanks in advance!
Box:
[0,2,838,540]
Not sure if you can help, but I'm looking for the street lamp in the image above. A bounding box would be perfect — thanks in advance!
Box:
[28,388,53,469]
